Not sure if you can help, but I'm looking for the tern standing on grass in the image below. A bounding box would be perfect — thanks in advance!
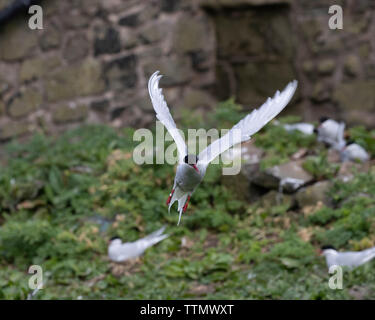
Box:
[108,226,168,262]
[316,117,346,150]
[321,245,375,269]
[148,71,298,225]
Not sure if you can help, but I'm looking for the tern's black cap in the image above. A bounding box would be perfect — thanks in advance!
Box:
[184,154,198,165]
[321,245,337,250]
[346,139,355,146]
[110,236,121,241]
[319,116,329,124]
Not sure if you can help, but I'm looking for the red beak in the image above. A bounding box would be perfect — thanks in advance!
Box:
[192,164,199,173]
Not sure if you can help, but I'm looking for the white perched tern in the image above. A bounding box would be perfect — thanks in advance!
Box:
[340,142,370,163]
[321,245,375,269]
[316,117,346,151]
[108,226,168,262]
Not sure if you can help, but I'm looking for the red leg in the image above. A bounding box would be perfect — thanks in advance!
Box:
[166,188,175,205]
[183,196,191,213]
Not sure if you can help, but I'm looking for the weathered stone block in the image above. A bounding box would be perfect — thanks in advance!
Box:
[302,60,314,76]
[80,0,101,16]
[64,33,89,62]
[40,24,61,51]
[333,81,375,111]
[20,56,61,82]
[143,56,192,86]
[253,160,313,192]
[344,55,361,77]
[171,15,209,54]
[120,29,139,49]
[0,121,29,141]
[61,11,90,29]
[359,43,371,59]
[8,88,43,118]
[139,21,170,44]
[94,27,121,56]
[317,59,336,75]
[53,104,89,124]
[47,59,105,102]
[0,20,38,61]
[295,181,332,207]
[0,100,5,116]
[261,190,294,210]
[311,82,331,103]
[105,54,138,91]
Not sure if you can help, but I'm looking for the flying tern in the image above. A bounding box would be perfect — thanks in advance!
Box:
[148,71,298,225]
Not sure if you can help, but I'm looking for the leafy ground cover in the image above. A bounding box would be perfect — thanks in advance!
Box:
[0,101,374,299]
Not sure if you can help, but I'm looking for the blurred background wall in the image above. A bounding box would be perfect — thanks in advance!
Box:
[0,0,374,142]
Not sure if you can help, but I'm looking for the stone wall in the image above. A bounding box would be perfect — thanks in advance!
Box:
[0,0,374,142]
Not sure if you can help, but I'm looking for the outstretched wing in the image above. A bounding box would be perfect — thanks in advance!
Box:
[148,71,187,163]
[198,80,298,165]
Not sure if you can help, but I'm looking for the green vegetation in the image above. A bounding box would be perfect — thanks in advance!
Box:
[303,153,340,180]
[0,102,374,299]
[254,116,317,170]
[348,126,375,157]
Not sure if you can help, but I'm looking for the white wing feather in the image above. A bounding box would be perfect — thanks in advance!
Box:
[148,71,187,163]
[198,80,298,165]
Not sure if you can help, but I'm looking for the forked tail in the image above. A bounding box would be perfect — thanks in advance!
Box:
[168,186,191,225]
